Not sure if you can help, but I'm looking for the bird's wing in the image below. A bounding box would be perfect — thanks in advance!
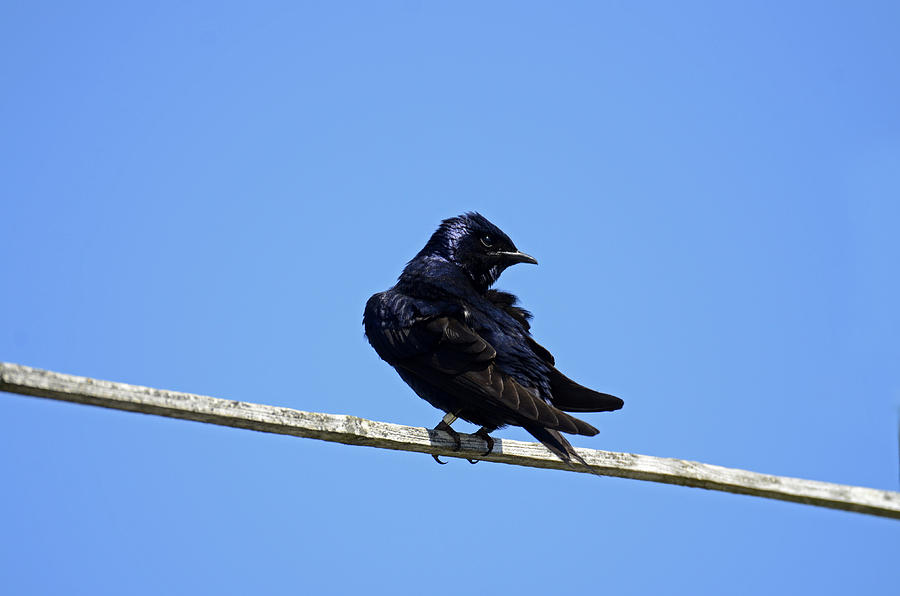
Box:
[545,367,624,412]
[484,290,622,413]
[392,316,598,436]
[484,289,555,363]
[517,334,623,413]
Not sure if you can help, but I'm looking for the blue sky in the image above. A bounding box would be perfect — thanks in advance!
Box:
[1,2,898,594]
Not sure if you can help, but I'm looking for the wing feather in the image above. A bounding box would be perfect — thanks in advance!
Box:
[395,316,597,436]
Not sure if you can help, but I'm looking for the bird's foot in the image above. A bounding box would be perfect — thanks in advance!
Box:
[467,427,495,464]
[432,419,461,465]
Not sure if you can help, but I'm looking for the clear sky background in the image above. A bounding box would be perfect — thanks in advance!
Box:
[1,2,898,594]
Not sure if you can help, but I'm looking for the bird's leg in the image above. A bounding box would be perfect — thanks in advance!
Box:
[432,413,460,465]
[467,427,495,464]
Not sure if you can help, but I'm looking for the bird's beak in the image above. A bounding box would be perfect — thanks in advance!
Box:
[495,250,538,265]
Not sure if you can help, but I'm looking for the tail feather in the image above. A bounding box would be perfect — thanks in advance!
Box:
[524,425,592,470]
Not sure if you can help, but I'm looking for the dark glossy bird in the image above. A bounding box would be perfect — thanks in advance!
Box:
[363,212,623,466]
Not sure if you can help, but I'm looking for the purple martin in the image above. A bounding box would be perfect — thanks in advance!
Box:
[363,212,623,466]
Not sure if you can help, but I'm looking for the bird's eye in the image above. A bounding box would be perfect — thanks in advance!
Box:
[480,235,494,248]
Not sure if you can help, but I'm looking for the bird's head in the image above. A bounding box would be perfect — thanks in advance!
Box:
[416,212,537,291]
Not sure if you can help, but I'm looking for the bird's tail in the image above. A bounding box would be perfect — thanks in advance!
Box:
[523,425,597,473]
